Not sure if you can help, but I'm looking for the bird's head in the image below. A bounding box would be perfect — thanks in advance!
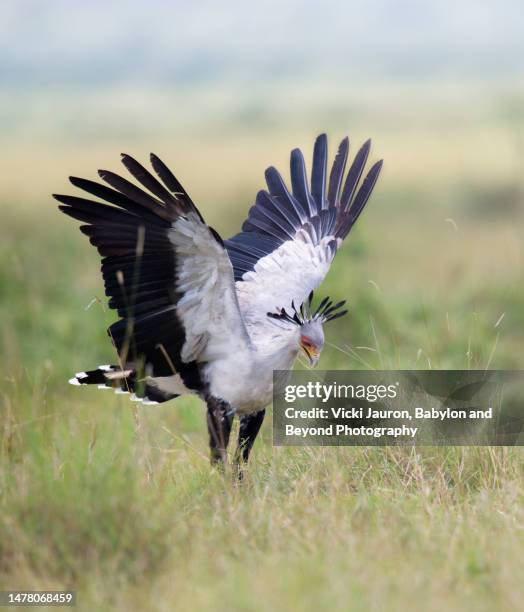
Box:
[267,291,348,367]
[298,320,324,367]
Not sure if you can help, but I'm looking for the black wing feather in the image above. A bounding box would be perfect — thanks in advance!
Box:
[225,134,382,282]
[97,169,172,221]
[120,153,182,213]
[149,153,204,222]
[337,160,383,239]
[265,166,305,224]
[68,176,168,227]
[327,136,349,206]
[339,139,370,211]
[57,153,225,391]
[311,133,328,210]
[290,148,317,218]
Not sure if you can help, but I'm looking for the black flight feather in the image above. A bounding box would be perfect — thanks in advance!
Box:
[340,139,370,211]
[225,134,381,283]
[311,133,328,210]
[290,148,316,218]
[327,136,349,207]
[265,166,306,224]
[120,153,182,213]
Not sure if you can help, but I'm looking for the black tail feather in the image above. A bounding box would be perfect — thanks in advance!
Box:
[68,365,178,404]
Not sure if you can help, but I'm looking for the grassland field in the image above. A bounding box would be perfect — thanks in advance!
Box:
[1,81,523,610]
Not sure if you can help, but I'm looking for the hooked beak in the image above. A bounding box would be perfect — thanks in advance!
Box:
[302,346,320,367]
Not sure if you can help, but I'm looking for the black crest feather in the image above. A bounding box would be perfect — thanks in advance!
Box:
[267,291,348,326]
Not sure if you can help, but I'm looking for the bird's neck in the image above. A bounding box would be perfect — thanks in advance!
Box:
[250,323,300,370]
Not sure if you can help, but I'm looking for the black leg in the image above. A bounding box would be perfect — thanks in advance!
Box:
[206,397,233,465]
[234,409,265,476]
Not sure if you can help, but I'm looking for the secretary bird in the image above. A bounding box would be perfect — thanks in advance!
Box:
[56,134,382,470]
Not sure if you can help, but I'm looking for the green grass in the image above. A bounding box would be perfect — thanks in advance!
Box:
[1,395,523,611]
[1,111,524,610]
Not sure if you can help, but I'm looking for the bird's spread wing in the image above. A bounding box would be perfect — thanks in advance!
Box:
[224,134,383,323]
[56,154,249,391]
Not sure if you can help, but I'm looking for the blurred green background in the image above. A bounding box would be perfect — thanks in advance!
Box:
[1,2,523,610]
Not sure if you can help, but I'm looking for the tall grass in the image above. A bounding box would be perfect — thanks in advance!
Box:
[1,387,523,610]
[1,96,523,609]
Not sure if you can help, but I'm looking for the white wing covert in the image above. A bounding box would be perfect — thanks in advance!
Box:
[224,134,383,324]
[170,212,250,363]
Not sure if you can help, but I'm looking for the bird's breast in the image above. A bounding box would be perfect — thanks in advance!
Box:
[205,344,298,414]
